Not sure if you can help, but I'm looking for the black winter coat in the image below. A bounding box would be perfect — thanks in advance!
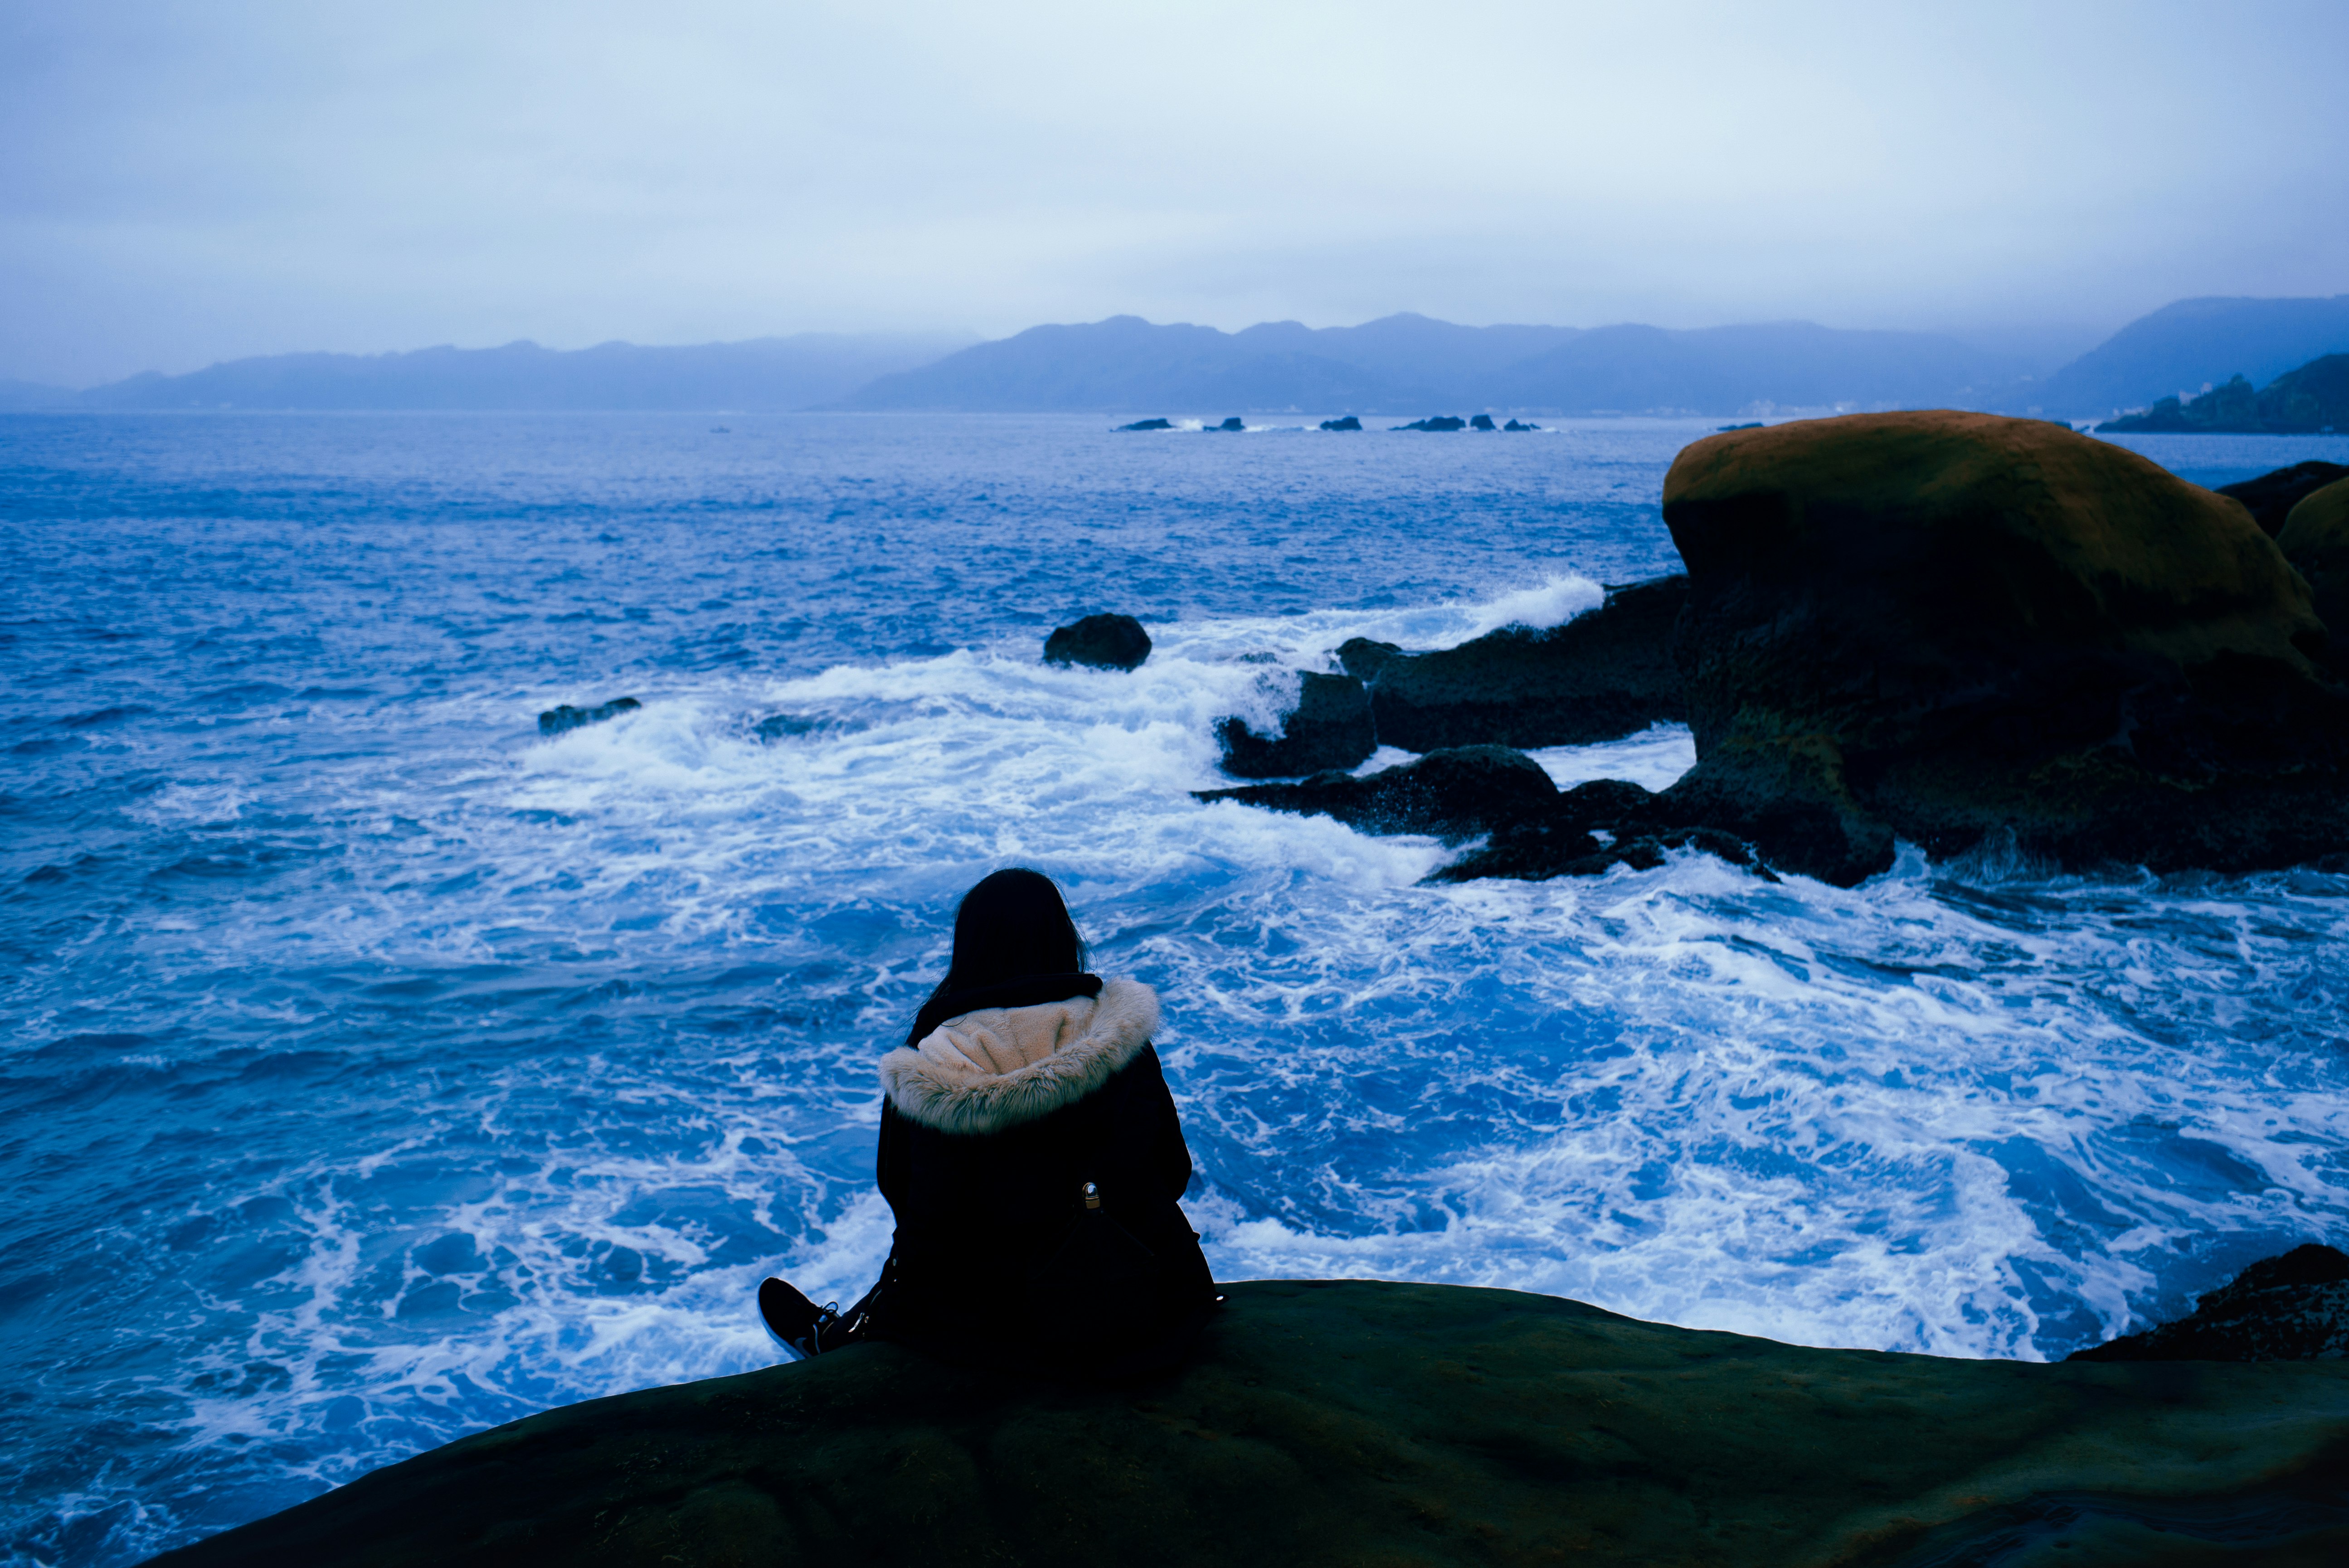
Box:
[866,974,1217,1379]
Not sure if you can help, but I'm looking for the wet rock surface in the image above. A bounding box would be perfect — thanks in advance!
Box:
[1200,749,1772,883]
[1340,574,1690,753]
[537,696,640,735]
[2072,1245,2349,1364]
[1043,612,1152,670]
[154,1280,2349,1568]
[1213,671,1376,777]
[1196,745,1558,840]
[1656,411,2349,885]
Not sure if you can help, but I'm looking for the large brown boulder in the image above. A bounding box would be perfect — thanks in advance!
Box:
[2280,477,2349,676]
[1658,411,2349,884]
[150,1280,2349,1568]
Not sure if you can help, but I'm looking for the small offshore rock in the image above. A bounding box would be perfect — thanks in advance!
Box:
[1119,417,1174,431]
[1469,414,1498,431]
[1043,613,1152,671]
[1319,416,1362,432]
[2218,461,2349,537]
[1214,673,1376,778]
[537,697,641,736]
[1503,419,1540,432]
[2068,1244,2349,1362]
[1210,417,1245,432]
[1196,746,1557,841]
[1394,415,1467,432]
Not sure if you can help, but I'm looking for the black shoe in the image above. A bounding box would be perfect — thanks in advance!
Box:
[759,1277,840,1360]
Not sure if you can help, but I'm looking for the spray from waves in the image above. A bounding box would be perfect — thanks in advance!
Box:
[14,564,2349,1566]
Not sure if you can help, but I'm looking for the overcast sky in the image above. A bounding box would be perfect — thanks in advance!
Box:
[5,0,2345,386]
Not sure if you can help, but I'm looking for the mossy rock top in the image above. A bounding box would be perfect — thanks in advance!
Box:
[154,1279,2349,1567]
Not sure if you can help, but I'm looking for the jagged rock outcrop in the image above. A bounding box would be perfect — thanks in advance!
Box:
[1213,672,1376,777]
[1336,576,1688,753]
[1197,745,1558,839]
[1197,748,1764,882]
[1043,614,1152,671]
[1654,411,2349,885]
[1318,415,1362,431]
[152,1280,2349,1568]
[2070,1245,2349,1363]
[1469,413,1498,430]
[2217,461,2349,537]
[1394,415,1467,431]
[538,697,641,736]
[1210,417,1245,432]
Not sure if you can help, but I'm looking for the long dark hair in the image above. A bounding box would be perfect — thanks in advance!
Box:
[905,868,1093,1046]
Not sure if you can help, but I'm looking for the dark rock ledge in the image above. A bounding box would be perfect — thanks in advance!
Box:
[153,1280,2349,1567]
[1197,746,1774,884]
[2071,1244,2349,1363]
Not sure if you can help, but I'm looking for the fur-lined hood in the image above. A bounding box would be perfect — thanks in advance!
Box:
[880,978,1160,1136]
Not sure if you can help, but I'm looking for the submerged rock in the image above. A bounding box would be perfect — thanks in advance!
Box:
[1196,745,1558,840]
[1212,672,1376,777]
[153,1279,2349,1568]
[754,713,865,743]
[1658,411,2349,885]
[1344,575,1689,753]
[2217,460,2349,538]
[1393,415,1467,432]
[2070,1244,2349,1362]
[537,696,640,736]
[1118,417,1174,431]
[1318,415,1362,432]
[1043,614,1152,671]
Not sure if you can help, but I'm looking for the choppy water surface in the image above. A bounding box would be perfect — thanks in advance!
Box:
[4,412,2348,1565]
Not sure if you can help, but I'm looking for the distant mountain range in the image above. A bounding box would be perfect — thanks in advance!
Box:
[12,295,2349,420]
[836,315,2034,417]
[44,333,978,413]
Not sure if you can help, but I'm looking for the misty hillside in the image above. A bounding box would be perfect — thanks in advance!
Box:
[2031,296,2349,418]
[835,314,2033,416]
[77,333,979,412]
[34,297,2349,420]
[0,379,77,411]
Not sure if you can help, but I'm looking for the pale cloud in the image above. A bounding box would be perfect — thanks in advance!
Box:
[3,0,2344,384]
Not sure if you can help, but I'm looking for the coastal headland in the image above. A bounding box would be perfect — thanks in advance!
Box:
[154,1279,2349,1567]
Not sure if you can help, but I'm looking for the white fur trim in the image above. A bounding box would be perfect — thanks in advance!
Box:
[879,978,1161,1135]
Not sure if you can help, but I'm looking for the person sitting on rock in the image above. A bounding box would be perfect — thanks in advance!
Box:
[758,867,1220,1380]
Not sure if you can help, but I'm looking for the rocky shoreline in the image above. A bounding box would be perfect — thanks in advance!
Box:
[1193,413,2349,887]
[152,1276,2349,1567]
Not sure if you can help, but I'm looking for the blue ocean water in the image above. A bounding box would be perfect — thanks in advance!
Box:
[4,411,2348,1565]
